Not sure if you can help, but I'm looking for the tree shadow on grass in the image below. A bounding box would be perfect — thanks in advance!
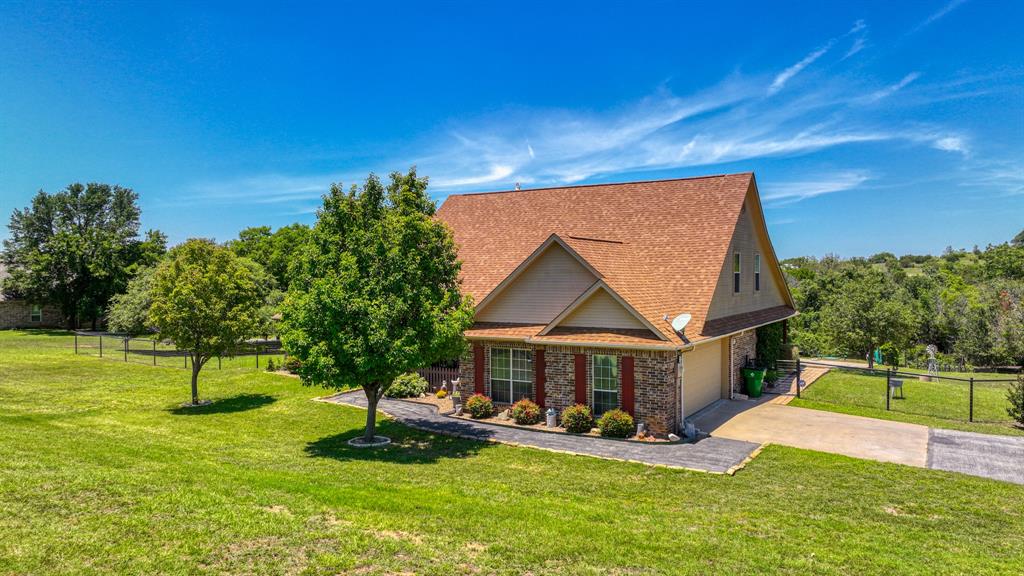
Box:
[304,419,492,465]
[169,393,277,415]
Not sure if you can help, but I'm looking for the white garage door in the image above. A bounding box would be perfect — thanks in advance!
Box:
[683,339,723,417]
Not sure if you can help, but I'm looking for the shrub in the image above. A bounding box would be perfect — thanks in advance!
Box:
[265,358,277,372]
[283,355,302,373]
[435,389,447,399]
[465,394,494,419]
[389,372,428,398]
[597,409,635,438]
[765,369,778,384]
[511,398,541,425]
[1008,374,1024,429]
[561,404,593,433]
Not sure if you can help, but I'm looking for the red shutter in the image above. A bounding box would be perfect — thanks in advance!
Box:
[621,356,635,416]
[535,349,546,409]
[473,344,485,395]
[574,353,587,405]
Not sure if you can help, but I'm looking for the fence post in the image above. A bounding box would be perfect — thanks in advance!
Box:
[75,333,78,354]
[99,335,103,358]
[218,356,221,370]
[124,338,128,362]
[256,345,259,369]
[795,358,801,398]
[969,377,974,422]
[153,340,157,366]
[185,352,188,369]
[886,368,891,411]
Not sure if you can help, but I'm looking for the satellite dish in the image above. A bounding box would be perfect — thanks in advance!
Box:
[671,313,692,333]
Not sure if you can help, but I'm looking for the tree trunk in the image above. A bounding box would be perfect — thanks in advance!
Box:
[363,384,380,442]
[190,355,202,405]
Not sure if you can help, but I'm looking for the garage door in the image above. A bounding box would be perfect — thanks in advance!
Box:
[683,339,723,417]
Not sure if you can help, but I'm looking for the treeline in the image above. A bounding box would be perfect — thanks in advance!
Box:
[1,182,310,335]
[784,232,1024,370]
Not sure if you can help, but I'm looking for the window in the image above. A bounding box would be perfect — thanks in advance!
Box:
[754,254,761,292]
[592,354,618,416]
[489,348,533,404]
[733,253,741,293]
[30,304,42,323]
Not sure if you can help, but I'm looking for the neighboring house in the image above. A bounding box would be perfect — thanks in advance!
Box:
[0,263,62,329]
[436,173,797,434]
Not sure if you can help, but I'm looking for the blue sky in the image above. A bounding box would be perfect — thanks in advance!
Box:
[1,0,1021,258]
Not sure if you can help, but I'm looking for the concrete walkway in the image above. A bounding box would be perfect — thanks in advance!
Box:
[691,398,1024,484]
[323,392,760,474]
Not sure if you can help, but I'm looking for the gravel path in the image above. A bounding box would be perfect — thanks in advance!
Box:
[323,391,761,474]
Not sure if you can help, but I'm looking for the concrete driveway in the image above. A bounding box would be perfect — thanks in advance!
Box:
[693,401,929,467]
[691,398,1024,484]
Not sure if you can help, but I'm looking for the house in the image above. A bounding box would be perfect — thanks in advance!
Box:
[435,173,797,435]
[0,263,62,329]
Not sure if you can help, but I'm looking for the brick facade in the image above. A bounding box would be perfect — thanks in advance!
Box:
[728,330,757,396]
[459,340,679,434]
[0,300,63,329]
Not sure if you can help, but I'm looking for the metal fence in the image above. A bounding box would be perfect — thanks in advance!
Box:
[796,359,1020,424]
[73,332,286,371]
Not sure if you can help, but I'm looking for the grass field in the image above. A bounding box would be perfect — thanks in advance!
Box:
[792,367,1023,437]
[2,331,1023,575]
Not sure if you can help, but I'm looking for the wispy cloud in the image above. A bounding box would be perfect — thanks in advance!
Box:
[183,19,998,208]
[865,72,922,102]
[909,0,968,34]
[769,42,835,96]
[762,171,872,205]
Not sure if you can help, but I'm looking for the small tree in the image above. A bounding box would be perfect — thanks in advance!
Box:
[281,169,474,443]
[149,239,267,405]
[1008,373,1024,429]
[106,266,157,335]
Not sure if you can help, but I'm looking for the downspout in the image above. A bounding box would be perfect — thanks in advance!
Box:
[676,341,696,437]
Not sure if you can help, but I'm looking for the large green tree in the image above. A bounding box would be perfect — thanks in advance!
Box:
[226,223,310,289]
[281,169,474,443]
[819,268,918,368]
[106,265,157,336]
[2,183,165,329]
[149,239,267,405]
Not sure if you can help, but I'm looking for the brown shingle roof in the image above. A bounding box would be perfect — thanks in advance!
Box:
[437,173,792,346]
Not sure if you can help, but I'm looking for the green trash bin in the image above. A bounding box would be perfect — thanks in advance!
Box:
[742,367,767,398]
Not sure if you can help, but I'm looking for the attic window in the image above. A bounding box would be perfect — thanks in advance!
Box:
[733,253,741,293]
[754,254,761,292]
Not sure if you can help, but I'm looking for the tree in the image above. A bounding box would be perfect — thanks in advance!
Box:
[149,239,267,405]
[2,183,165,329]
[227,223,310,289]
[281,169,474,443]
[1012,229,1024,248]
[106,266,157,335]
[819,268,917,368]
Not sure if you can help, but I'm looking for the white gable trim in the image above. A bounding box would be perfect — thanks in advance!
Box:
[539,280,669,340]
[473,233,602,315]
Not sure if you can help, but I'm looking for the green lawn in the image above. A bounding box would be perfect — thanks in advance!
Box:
[792,367,1023,437]
[2,331,1023,575]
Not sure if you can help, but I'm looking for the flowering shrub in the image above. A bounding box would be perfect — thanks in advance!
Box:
[465,394,494,419]
[511,398,541,425]
[389,372,428,398]
[561,404,593,433]
[597,409,635,438]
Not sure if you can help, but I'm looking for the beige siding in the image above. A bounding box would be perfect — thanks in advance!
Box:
[477,244,597,324]
[560,288,648,329]
[683,339,724,416]
[706,196,786,320]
